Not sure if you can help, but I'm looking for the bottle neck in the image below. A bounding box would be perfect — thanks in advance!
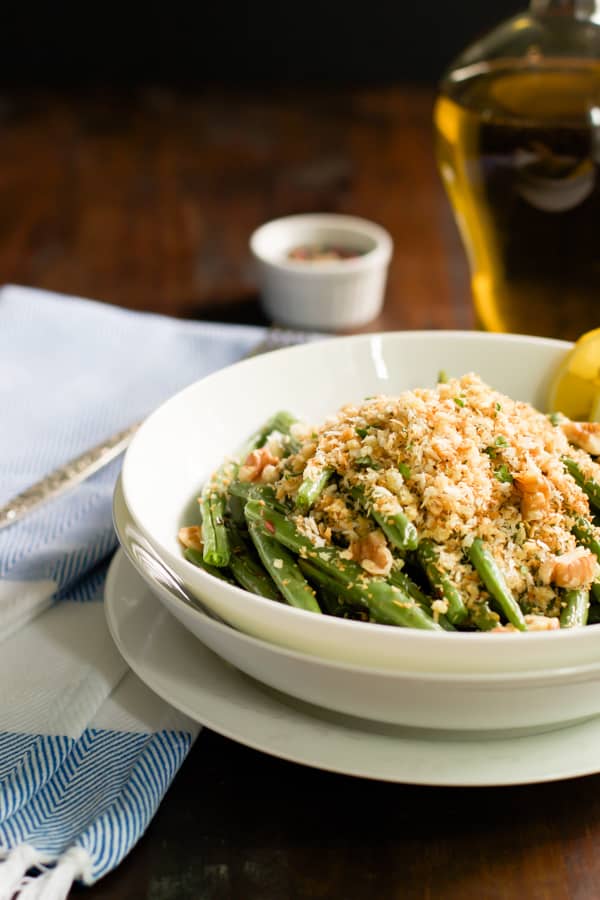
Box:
[531,0,600,21]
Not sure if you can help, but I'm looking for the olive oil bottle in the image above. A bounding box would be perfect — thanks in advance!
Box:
[434,1,600,340]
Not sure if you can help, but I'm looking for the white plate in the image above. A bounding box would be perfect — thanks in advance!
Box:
[105,549,600,787]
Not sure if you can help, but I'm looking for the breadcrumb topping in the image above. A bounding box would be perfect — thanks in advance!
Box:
[273,374,600,618]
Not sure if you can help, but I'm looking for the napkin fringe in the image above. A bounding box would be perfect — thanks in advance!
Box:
[0,843,45,899]
[0,844,92,900]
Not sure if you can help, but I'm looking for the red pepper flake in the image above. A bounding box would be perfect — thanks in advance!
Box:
[264,519,275,534]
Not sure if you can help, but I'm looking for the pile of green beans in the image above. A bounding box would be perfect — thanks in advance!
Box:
[181,413,600,632]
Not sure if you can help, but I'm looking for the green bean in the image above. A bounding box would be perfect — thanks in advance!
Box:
[296,467,333,512]
[227,523,282,601]
[469,598,501,632]
[416,539,468,625]
[297,560,363,618]
[228,480,286,511]
[199,463,249,569]
[388,568,455,630]
[244,501,442,630]
[357,584,442,630]
[319,591,368,620]
[571,518,600,602]
[200,488,230,568]
[572,516,600,559]
[372,509,418,553]
[242,411,297,456]
[560,588,590,628]
[388,568,432,607]
[228,480,275,501]
[311,582,369,620]
[246,519,321,613]
[245,505,368,617]
[245,498,377,598]
[468,538,527,631]
[299,559,442,631]
[351,486,418,552]
[563,457,600,512]
[245,499,341,561]
[184,548,237,585]
[311,582,346,617]
[226,491,247,527]
[199,412,297,567]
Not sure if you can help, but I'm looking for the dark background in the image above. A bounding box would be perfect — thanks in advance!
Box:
[0,0,525,319]
[4,1,523,86]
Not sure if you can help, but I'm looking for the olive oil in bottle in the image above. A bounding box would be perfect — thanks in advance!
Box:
[434,4,600,340]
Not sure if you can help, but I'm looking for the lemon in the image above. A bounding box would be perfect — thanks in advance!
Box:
[547,327,600,422]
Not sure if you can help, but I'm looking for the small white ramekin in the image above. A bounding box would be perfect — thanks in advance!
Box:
[249,213,393,331]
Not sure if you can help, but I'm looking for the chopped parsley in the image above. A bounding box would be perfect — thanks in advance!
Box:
[485,436,508,458]
[454,397,465,408]
[355,456,379,469]
[398,462,412,479]
[494,464,513,483]
[355,426,369,438]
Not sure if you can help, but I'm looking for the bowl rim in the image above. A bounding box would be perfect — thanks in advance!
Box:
[121,328,599,650]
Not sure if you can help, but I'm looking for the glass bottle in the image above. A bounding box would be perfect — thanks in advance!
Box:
[434,1,600,340]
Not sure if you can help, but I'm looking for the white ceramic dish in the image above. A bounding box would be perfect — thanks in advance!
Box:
[250,214,392,330]
[104,550,600,786]
[120,329,600,675]
[113,483,600,732]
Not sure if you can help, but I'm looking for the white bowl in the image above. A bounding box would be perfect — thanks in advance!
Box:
[120,330,600,675]
[112,484,600,733]
[249,214,393,330]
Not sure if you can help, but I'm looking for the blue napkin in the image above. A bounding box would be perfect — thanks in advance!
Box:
[0,285,267,896]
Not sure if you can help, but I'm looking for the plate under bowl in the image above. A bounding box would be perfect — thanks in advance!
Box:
[104,549,600,785]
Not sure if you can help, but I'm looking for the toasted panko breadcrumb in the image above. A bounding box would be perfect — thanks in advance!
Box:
[274,373,600,619]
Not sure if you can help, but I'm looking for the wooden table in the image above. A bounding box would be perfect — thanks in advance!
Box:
[0,84,472,332]
[7,86,598,900]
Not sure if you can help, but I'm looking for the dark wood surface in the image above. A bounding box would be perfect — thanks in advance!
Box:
[9,85,599,900]
[0,85,472,331]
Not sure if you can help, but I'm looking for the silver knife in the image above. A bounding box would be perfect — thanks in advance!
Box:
[0,328,310,531]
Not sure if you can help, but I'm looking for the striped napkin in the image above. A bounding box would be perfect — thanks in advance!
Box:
[0,285,268,897]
